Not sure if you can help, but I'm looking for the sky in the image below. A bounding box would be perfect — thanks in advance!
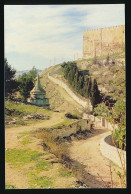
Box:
[4,4,125,71]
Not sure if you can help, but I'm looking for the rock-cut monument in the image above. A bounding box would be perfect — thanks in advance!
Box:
[28,74,49,107]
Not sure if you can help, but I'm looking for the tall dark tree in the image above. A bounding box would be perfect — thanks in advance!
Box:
[61,62,102,108]
[87,78,92,98]
[4,58,19,97]
[90,79,101,108]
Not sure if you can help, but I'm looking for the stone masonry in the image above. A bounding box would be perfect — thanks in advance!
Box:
[28,74,49,107]
[83,25,125,58]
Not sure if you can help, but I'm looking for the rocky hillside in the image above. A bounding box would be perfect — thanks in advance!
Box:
[44,52,125,102]
[76,55,125,101]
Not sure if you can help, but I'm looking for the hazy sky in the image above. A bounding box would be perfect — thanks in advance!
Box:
[4,4,125,71]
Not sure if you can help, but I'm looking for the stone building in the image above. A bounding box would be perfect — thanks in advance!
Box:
[83,25,125,59]
[28,74,49,107]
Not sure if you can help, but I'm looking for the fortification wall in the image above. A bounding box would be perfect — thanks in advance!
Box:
[83,25,125,58]
[48,73,92,111]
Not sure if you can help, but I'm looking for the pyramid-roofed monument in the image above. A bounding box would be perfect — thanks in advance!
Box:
[28,74,49,107]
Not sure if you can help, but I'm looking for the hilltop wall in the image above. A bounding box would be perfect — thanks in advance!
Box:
[48,73,92,111]
[83,25,125,58]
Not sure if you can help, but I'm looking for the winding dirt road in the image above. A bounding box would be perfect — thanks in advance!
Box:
[5,112,124,188]
[5,112,65,189]
[69,127,123,188]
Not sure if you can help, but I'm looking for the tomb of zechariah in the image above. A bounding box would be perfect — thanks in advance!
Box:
[28,74,49,107]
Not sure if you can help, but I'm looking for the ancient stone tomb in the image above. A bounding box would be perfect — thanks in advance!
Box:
[28,74,49,107]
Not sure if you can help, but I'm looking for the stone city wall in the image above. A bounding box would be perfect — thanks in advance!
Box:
[48,73,92,111]
[83,25,125,58]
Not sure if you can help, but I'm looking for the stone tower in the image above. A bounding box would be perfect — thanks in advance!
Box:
[28,74,49,107]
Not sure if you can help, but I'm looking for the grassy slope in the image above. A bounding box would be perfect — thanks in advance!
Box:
[5,65,85,189]
[75,51,125,101]
[39,65,84,116]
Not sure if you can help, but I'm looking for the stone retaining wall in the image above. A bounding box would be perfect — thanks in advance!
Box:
[100,133,126,169]
[48,73,92,111]
[52,120,90,138]
[83,113,118,130]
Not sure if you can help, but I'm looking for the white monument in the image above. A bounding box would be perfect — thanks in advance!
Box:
[28,74,49,107]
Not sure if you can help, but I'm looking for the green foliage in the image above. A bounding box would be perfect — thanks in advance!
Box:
[4,58,19,97]
[112,100,126,127]
[90,79,102,108]
[60,168,74,177]
[5,149,44,167]
[94,100,126,127]
[112,128,126,150]
[15,120,26,126]
[17,131,34,139]
[93,102,110,118]
[17,66,37,100]
[61,62,102,108]
[29,174,53,189]
[35,160,52,172]
[29,66,37,78]
[21,137,32,145]
[5,184,16,189]
[17,73,34,100]
[5,100,51,116]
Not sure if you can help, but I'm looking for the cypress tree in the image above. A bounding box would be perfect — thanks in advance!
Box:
[90,79,101,108]
[88,77,92,98]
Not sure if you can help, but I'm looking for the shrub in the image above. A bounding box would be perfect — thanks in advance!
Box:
[5,184,16,189]
[65,112,79,119]
[112,128,126,150]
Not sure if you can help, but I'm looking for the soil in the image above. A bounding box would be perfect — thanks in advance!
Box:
[5,111,125,188]
[69,127,125,188]
[5,112,65,189]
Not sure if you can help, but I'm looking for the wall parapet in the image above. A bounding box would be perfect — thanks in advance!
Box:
[83,25,125,58]
[100,133,126,169]
[48,73,92,111]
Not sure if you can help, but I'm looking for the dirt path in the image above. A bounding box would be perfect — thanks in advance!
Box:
[69,127,122,188]
[5,112,123,188]
[5,112,65,188]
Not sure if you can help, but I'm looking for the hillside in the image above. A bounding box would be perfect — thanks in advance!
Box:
[76,57,125,101]
[5,55,126,189]
[39,66,84,116]
[44,53,125,103]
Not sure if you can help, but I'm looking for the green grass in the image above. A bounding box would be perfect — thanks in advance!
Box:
[28,174,53,189]
[60,168,74,178]
[5,184,16,189]
[21,137,32,145]
[29,160,52,173]
[17,131,34,139]
[35,160,52,171]
[15,120,27,126]
[5,100,52,116]
[5,149,44,167]
[51,118,76,129]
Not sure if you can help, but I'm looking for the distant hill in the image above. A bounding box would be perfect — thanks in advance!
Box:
[15,69,43,78]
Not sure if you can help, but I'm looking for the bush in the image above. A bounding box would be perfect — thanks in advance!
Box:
[112,128,126,150]
[65,112,79,119]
